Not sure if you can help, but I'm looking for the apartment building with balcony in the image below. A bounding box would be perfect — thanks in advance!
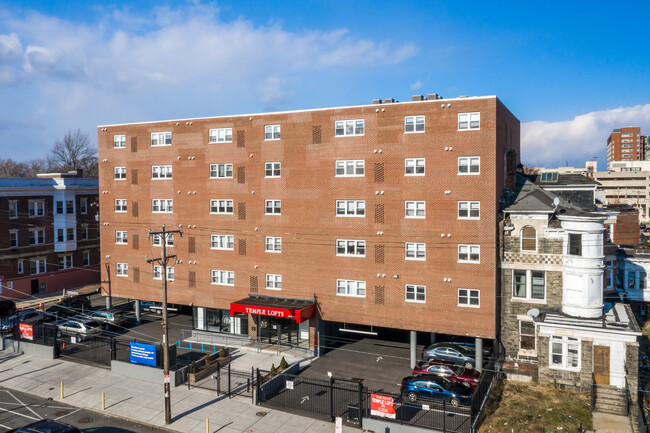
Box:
[0,171,100,299]
[97,94,520,357]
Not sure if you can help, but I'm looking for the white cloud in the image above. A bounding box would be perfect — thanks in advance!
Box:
[0,32,22,61]
[522,104,650,168]
[410,80,422,90]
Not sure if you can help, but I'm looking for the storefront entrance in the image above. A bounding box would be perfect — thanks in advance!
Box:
[258,317,299,345]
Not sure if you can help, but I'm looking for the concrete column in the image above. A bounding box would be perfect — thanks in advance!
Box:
[475,337,483,373]
[410,331,417,369]
[134,300,141,325]
[105,295,112,310]
[430,333,436,344]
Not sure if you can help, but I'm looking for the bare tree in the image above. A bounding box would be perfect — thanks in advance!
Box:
[46,129,98,177]
[0,158,47,177]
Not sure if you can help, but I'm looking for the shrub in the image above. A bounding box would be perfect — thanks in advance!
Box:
[279,356,288,371]
[271,363,276,372]
[204,354,213,367]
[219,347,228,358]
[190,361,197,374]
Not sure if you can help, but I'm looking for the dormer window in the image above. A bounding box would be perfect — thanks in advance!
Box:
[568,234,582,256]
[521,226,537,252]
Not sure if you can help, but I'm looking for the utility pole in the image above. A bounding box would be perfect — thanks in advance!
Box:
[146,225,182,425]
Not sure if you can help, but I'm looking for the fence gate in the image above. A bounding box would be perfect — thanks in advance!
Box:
[56,335,115,368]
[189,364,256,402]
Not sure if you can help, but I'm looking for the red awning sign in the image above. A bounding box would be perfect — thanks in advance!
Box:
[230,301,315,323]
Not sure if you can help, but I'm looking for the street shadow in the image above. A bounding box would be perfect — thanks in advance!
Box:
[171,395,229,422]
[105,396,132,409]
[65,386,92,398]
[0,362,60,383]
[84,428,146,433]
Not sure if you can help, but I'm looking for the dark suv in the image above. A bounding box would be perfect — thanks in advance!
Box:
[422,343,477,369]
[60,296,91,314]
[0,299,16,317]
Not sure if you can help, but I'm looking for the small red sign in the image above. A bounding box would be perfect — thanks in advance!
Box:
[19,323,33,341]
[371,393,396,419]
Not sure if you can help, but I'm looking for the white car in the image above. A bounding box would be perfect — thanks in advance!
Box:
[56,319,102,340]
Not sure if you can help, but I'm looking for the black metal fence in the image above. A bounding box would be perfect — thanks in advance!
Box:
[189,363,256,401]
[469,358,497,431]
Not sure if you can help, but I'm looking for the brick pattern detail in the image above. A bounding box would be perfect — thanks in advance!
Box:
[239,239,246,256]
[250,276,258,293]
[188,237,196,254]
[237,166,246,184]
[130,137,137,152]
[237,130,245,148]
[374,204,384,224]
[131,202,138,218]
[133,266,140,283]
[503,251,562,265]
[189,271,196,288]
[374,163,385,183]
[238,202,246,220]
[132,234,139,250]
[312,125,322,144]
[131,169,138,186]
[375,245,385,264]
[375,286,385,305]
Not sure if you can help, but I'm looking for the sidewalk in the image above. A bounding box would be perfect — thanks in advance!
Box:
[0,350,361,433]
[592,411,634,433]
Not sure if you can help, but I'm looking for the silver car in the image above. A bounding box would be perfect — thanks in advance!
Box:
[87,311,128,329]
[56,319,102,340]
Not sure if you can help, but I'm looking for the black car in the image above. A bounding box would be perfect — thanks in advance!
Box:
[7,419,81,433]
[45,304,77,319]
[0,299,16,317]
[59,296,91,314]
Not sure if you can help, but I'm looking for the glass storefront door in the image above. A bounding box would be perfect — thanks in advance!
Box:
[258,317,299,345]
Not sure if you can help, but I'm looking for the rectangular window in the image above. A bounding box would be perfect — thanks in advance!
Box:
[513,270,527,298]
[458,112,480,130]
[115,231,128,244]
[153,265,162,280]
[405,158,425,176]
[83,251,90,266]
[167,267,174,281]
[29,258,46,275]
[116,263,128,277]
[569,234,582,256]
[335,160,365,177]
[405,201,425,218]
[56,201,63,214]
[458,157,480,174]
[209,128,232,143]
[114,167,126,180]
[210,234,234,250]
[57,228,64,242]
[151,132,172,146]
[152,233,174,247]
[336,239,366,257]
[550,336,580,369]
[336,279,366,297]
[458,244,480,263]
[115,199,127,213]
[265,200,281,215]
[17,260,24,274]
[66,200,74,214]
[28,200,45,217]
[66,227,75,241]
[335,119,364,136]
[512,270,545,300]
[458,289,480,307]
[81,224,88,240]
[336,200,365,217]
[458,201,480,219]
[404,115,425,133]
[29,229,45,245]
[9,231,18,248]
[266,274,282,290]
[405,242,426,260]
[265,236,282,253]
[114,135,126,148]
[8,201,17,219]
[58,254,73,270]
[152,165,173,179]
[210,199,234,214]
[80,198,88,214]
[406,284,426,303]
[265,162,281,178]
[211,270,234,286]
[519,321,536,351]
[265,125,281,140]
[210,163,233,179]
[152,199,173,213]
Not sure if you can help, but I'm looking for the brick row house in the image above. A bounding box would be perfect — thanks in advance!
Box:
[0,171,100,299]
[97,94,520,358]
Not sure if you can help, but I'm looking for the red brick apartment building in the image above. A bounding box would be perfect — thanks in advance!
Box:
[0,172,100,299]
[607,126,645,170]
[98,94,520,355]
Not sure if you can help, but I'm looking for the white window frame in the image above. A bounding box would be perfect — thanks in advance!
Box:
[115,231,128,245]
[335,119,364,137]
[152,233,174,247]
[211,270,234,286]
[151,132,172,146]
[17,259,24,274]
[458,244,480,263]
[9,230,18,248]
[458,112,480,131]
[458,201,480,219]
[265,125,281,141]
[457,288,480,308]
[336,279,366,298]
[265,162,281,178]
[8,200,17,219]
[405,242,426,261]
[210,199,234,214]
[152,165,173,179]
[265,274,282,291]
[209,128,232,143]
[336,239,366,257]
[210,163,233,179]
[28,200,45,217]
[549,336,580,370]
[265,236,282,253]
[81,224,88,240]
[405,158,425,176]
[114,199,127,213]
[83,251,90,266]
[66,227,75,242]
[58,254,73,270]
[265,200,281,215]
[405,201,425,219]
[405,284,426,303]
[114,166,126,180]
[336,200,365,217]
[335,160,365,177]
[116,263,128,277]
[29,229,45,245]
[166,266,174,281]
[66,200,74,214]
[30,257,47,275]
[458,157,480,175]
[404,115,425,133]
[153,265,162,280]
[519,320,536,352]
[152,199,173,213]
[210,234,234,250]
[80,198,88,214]
[520,226,538,252]
[113,134,126,148]
[512,269,546,301]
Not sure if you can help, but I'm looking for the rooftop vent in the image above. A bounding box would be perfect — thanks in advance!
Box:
[384,98,396,103]
[372,99,382,105]
[427,93,443,100]
[458,95,468,98]
[412,95,424,101]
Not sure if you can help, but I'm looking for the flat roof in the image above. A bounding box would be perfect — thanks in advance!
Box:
[97,95,498,128]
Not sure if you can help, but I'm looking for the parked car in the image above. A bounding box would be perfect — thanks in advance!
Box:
[412,361,480,388]
[59,295,92,313]
[401,374,473,406]
[0,299,16,317]
[7,419,81,433]
[422,343,477,369]
[441,336,493,359]
[88,310,128,329]
[56,319,102,340]
[45,304,77,319]
[16,310,45,326]
[140,301,177,314]
[0,315,16,333]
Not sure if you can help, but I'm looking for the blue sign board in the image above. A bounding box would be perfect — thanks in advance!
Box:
[130,341,157,367]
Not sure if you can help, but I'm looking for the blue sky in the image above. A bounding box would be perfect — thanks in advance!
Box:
[1,0,649,170]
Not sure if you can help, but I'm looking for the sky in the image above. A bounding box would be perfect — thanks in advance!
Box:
[1,0,649,171]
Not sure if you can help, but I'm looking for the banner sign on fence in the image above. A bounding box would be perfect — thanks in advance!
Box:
[286,380,294,390]
[371,393,396,419]
[19,323,33,341]
[130,341,157,367]
[335,417,342,433]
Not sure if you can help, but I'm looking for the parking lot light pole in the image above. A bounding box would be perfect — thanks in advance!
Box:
[147,225,183,425]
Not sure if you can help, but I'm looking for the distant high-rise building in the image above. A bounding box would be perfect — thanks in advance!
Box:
[607,126,643,170]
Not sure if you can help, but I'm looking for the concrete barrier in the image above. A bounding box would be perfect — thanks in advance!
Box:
[1,338,55,359]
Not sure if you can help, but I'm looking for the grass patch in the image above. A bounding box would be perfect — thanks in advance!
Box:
[479,379,591,433]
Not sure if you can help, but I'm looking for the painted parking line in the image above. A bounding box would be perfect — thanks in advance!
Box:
[54,407,82,421]
[5,390,43,421]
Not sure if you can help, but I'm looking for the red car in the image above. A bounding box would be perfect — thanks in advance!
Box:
[412,361,480,388]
